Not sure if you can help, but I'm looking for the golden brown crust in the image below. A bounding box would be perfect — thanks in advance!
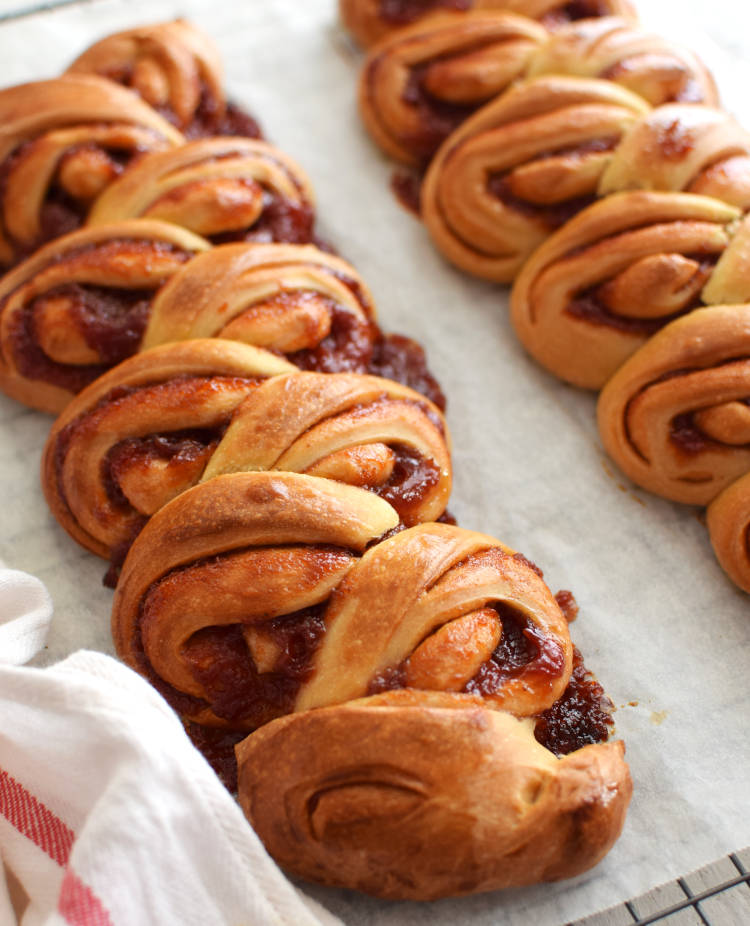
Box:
[43,357,451,559]
[41,339,296,559]
[528,17,718,107]
[597,303,750,505]
[111,515,571,734]
[340,0,636,49]
[111,471,401,727]
[707,473,750,594]
[0,76,183,266]
[421,75,650,282]
[67,20,225,134]
[510,191,741,389]
[87,137,315,244]
[358,12,548,166]
[236,692,631,900]
[143,241,377,361]
[298,522,572,717]
[599,105,750,209]
[0,220,210,413]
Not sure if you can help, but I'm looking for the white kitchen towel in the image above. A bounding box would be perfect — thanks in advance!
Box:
[0,565,342,926]
[0,566,52,667]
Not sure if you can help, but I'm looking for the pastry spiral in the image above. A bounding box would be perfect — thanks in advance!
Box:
[0,220,209,413]
[358,12,547,166]
[87,138,316,245]
[143,242,379,373]
[421,75,649,281]
[237,689,631,900]
[43,348,451,563]
[527,17,718,107]
[340,0,636,49]
[0,75,183,267]
[597,303,750,505]
[67,20,262,140]
[112,504,572,729]
[144,240,445,404]
[707,473,750,594]
[510,192,743,389]
[111,471,401,727]
[598,104,750,208]
[42,340,295,562]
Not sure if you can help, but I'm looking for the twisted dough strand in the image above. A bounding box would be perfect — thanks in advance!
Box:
[0,220,209,413]
[358,12,548,165]
[112,498,571,729]
[340,0,636,49]
[510,191,743,389]
[88,137,316,245]
[67,21,222,132]
[297,521,571,716]
[42,339,296,559]
[421,75,650,281]
[66,20,261,140]
[143,242,378,371]
[43,345,451,560]
[598,104,750,207]
[0,76,183,266]
[527,16,718,107]
[597,303,750,506]
[111,471,402,727]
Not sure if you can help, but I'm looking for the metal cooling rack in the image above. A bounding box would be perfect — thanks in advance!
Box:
[571,849,750,925]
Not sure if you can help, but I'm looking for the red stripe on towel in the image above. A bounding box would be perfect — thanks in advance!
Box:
[0,767,113,925]
[0,768,74,865]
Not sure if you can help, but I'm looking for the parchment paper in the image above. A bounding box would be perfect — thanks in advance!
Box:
[0,1,748,923]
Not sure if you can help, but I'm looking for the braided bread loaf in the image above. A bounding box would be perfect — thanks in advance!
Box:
[0,15,632,903]
[66,19,262,139]
[0,76,183,267]
[110,476,630,898]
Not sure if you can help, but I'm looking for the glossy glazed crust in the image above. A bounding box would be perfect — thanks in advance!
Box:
[296,521,572,717]
[236,690,632,900]
[599,105,750,208]
[87,137,315,243]
[0,220,210,413]
[510,191,741,390]
[340,0,636,49]
[528,17,718,107]
[421,75,649,282]
[67,20,224,132]
[0,76,183,266]
[143,242,376,352]
[597,303,750,505]
[707,473,750,594]
[358,12,547,166]
[111,471,401,726]
[42,359,451,558]
[111,513,572,730]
